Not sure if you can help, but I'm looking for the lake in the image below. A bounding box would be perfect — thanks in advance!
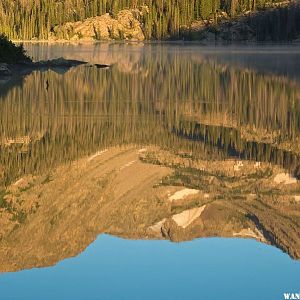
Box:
[0,42,299,299]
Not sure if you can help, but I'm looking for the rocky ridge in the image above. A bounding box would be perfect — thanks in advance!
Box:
[49,9,146,42]
[0,57,109,84]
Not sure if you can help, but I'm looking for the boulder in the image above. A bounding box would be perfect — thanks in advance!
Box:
[49,9,145,41]
[0,58,109,86]
[0,63,12,77]
[35,57,87,68]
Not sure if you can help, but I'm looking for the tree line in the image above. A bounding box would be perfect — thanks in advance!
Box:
[0,0,287,40]
[0,34,31,63]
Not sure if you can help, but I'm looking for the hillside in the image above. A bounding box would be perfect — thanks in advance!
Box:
[0,0,300,41]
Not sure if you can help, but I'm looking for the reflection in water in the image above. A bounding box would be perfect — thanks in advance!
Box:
[175,121,300,178]
[0,44,300,274]
[1,235,300,300]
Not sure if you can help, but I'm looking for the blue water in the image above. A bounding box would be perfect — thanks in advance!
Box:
[0,235,299,300]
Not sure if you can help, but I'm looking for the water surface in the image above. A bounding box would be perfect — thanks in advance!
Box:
[1,235,300,300]
[0,43,299,299]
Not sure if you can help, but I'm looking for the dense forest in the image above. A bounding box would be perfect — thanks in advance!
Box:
[0,0,298,40]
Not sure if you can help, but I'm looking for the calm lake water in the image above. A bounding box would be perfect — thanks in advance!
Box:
[0,43,300,299]
[0,235,300,300]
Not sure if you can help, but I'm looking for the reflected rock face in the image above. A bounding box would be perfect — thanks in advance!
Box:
[0,146,299,273]
[0,44,300,273]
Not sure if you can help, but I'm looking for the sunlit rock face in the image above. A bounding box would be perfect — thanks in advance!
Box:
[49,9,145,41]
[0,44,300,273]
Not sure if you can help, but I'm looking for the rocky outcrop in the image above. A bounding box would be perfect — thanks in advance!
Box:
[0,58,109,85]
[34,57,87,68]
[0,63,12,76]
[49,9,146,42]
[0,63,12,84]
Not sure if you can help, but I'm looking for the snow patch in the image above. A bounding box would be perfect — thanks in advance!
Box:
[233,228,266,242]
[172,205,206,228]
[294,195,300,202]
[149,219,166,234]
[169,188,200,201]
[234,161,244,171]
[274,173,297,185]
[87,149,108,162]
[120,160,137,170]
[138,148,147,153]
[13,178,25,186]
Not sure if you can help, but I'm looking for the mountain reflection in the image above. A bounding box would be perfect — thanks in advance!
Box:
[0,44,299,272]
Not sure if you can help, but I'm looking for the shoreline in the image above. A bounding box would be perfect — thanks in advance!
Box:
[12,39,300,48]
